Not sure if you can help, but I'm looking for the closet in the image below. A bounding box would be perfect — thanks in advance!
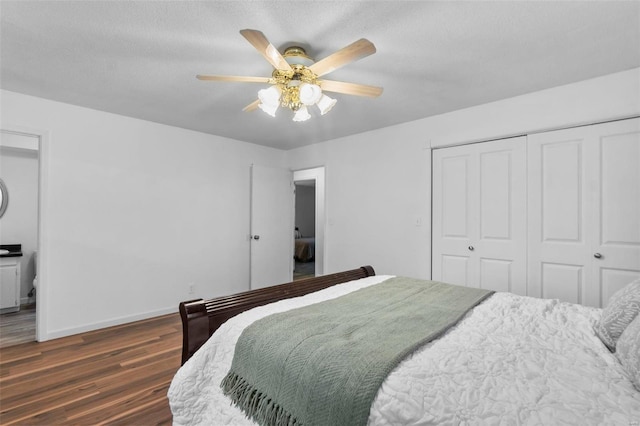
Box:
[528,118,640,307]
[432,136,527,296]
[432,118,640,308]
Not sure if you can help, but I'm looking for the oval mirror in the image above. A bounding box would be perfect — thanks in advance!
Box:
[0,179,8,218]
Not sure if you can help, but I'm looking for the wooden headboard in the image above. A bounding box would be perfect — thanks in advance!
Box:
[178,265,376,365]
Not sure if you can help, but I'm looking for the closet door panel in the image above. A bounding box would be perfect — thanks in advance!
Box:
[601,269,639,306]
[541,141,584,242]
[441,255,471,287]
[479,150,511,239]
[433,137,526,293]
[441,155,470,239]
[590,119,640,307]
[479,258,512,293]
[477,139,527,295]
[540,262,584,304]
[529,117,640,307]
[528,129,591,303]
[600,132,640,245]
[432,147,476,287]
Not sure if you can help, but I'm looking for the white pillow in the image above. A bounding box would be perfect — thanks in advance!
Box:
[616,314,640,391]
[594,278,640,351]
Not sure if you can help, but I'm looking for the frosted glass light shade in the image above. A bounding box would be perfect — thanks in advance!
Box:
[292,105,311,122]
[258,86,281,106]
[316,94,337,115]
[299,83,322,106]
[258,102,278,117]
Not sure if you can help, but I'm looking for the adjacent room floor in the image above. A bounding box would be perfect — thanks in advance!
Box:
[294,260,315,281]
[0,305,36,348]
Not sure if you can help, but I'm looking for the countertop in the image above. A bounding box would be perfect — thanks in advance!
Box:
[0,244,22,258]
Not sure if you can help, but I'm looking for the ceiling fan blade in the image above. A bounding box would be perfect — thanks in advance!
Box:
[319,80,383,98]
[243,100,260,112]
[309,39,376,77]
[196,75,271,83]
[239,29,292,71]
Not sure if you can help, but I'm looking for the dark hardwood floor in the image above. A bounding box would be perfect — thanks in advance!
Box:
[0,313,182,425]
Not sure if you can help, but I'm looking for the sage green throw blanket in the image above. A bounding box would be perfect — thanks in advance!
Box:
[221,277,494,426]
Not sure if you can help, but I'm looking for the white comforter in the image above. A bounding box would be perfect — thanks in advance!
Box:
[168,275,640,425]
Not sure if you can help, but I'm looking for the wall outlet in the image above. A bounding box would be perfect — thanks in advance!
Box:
[188,283,195,295]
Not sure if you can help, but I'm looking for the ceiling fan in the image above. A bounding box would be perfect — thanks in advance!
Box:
[196,29,383,122]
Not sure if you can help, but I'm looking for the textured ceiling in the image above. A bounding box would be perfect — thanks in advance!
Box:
[1,1,639,150]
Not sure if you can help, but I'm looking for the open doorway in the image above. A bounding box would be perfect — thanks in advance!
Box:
[0,131,39,347]
[293,180,316,280]
[293,167,325,280]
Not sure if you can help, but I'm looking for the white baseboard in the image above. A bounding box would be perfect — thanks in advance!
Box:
[42,306,178,341]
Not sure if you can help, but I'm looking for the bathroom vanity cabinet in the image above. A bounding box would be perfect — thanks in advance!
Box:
[0,254,22,314]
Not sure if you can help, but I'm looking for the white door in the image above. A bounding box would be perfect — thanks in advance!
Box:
[432,145,474,286]
[528,118,640,307]
[250,165,294,289]
[432,137,527,295]
[592,119,640,306]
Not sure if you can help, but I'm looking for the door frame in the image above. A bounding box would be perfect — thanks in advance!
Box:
[0,125,50,342]
[293,167,325,276]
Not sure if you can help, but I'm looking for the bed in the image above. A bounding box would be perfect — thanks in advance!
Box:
[294,237,315,262]
[169,266,640,425]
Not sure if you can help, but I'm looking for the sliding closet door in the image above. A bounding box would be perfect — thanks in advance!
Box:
[593,119,640,305]
[528,127,591,305]
[432,145,474,286]
[528,118,640,307]
[432,137,527,294]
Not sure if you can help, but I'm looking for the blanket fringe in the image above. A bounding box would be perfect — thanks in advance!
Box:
[221,372,300,426]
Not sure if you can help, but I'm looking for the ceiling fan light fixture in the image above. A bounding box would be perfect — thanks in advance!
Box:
[197,30,381,124]
[283,46,314,67]
[316,94,337,115]
[258,102,279,117]
[258,85,281,106]
[299,83,323,106]
[292,105,311,122]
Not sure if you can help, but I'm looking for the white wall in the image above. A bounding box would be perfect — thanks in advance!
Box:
[1,90,285,339]
[404,68,640,148]
[286,68,640,279]
[2,67,638,339]
[0,140,39,303]
[287,128,432,279]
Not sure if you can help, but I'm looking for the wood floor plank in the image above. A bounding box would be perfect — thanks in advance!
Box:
[1,346,149,404]
[0,335,84,365]
[1,386,102,424]
[0,334,163,381]
[0,313,182,425]
[65,357,180,421]
[107,396,173,426]
[69,373,175,424]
